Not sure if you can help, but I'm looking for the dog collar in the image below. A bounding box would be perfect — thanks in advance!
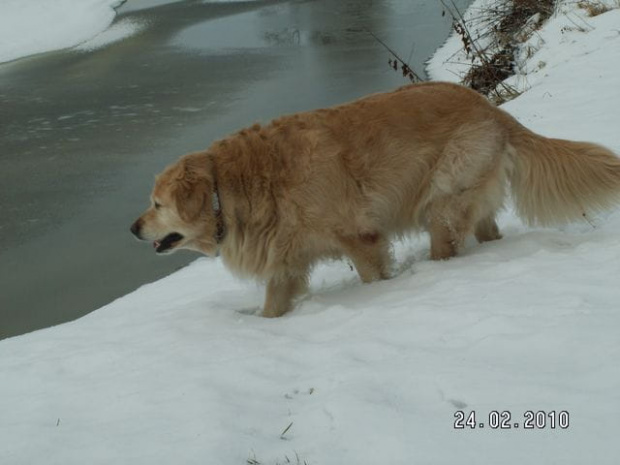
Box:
[212,184,225,244]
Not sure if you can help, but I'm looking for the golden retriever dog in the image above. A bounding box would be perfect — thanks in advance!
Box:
[131,82,620,317]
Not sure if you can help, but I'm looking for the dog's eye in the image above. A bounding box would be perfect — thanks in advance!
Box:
[154,201,162,210]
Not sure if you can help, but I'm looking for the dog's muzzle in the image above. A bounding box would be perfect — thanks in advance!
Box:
[130,219,143,239]
[130,219,184,254]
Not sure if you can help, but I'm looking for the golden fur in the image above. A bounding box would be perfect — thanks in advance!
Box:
[131,82,620,317]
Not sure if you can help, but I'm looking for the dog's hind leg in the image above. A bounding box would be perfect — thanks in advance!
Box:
[428,120,507,259]
[337,232,393,283]
[262,270,308,318]
[427,195,476,260]
[474,214,502,243]
[428,187,504,259]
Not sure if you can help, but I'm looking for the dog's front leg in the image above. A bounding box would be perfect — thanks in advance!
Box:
[262,272,308,318]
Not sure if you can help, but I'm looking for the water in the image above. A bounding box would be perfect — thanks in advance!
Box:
[0,0,471,339]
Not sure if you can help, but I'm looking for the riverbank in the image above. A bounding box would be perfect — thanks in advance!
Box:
[2,1,620,463]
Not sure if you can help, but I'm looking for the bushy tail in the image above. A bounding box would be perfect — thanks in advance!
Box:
[507,124,620,226]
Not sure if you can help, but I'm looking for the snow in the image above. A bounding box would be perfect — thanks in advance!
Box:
[0,0,124,64]
[2,1,620,464]
[0,0,267,63]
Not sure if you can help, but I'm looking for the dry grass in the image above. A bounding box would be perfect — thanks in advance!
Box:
[577,0,613,16]
[441,0,556,103]
[373,0,562,102]
[499,0,555,34]
[247,452,310,465]
[462,47,515,97]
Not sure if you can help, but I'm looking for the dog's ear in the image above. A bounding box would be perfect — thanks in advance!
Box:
[172,154,211,222]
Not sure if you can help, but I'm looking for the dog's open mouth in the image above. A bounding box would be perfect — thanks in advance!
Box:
[153,232,184,254]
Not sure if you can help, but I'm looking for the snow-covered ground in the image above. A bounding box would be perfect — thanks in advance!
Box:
[0,0,260,63]
[0,0,125,64]
[2,1,620,464]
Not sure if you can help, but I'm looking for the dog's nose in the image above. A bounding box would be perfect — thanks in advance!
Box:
[130,220,142,239]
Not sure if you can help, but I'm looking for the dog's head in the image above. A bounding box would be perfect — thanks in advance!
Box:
[130,151,221,256]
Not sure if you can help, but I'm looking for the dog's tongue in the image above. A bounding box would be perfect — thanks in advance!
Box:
[153,241,160,249]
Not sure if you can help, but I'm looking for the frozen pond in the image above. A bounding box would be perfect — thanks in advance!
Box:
[0,0,471,338]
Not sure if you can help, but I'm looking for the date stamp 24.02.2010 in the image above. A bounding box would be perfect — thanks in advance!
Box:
[454,410,570,430]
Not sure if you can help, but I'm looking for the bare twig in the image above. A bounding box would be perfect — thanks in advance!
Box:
[280,421,293,439]
[365,28,425,83]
